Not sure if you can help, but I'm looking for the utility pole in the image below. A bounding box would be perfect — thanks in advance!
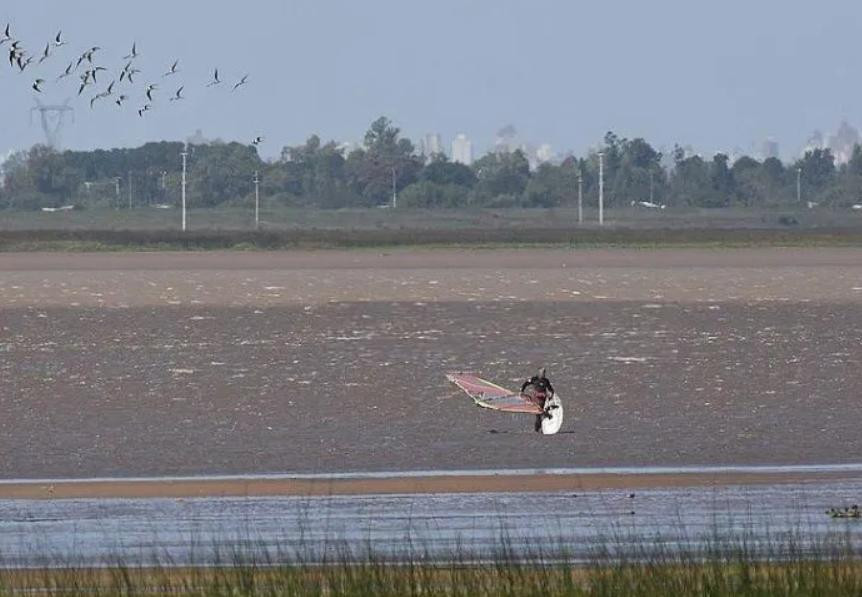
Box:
[128,170,133,209]
[598,151,605,226]
[114,177,121,202]
[391,167,397,208]
[649,168,655,204]
[181,144,188,232]
[253,170,260,230]
[577,169,583,224]
[796,167,802,204]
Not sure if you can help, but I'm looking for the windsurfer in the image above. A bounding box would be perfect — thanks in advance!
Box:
[521,367,556,431]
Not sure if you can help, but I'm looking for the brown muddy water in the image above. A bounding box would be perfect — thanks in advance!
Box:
[2,249,861,479]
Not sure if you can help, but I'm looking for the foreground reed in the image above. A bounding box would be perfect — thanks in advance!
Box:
[2,529,861,596]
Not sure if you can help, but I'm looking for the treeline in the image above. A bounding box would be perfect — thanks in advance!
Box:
[3,117,862,210]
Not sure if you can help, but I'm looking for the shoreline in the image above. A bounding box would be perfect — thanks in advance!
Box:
[3,468,860,500]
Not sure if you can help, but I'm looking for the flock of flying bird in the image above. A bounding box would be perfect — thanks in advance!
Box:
[2,22,262,144]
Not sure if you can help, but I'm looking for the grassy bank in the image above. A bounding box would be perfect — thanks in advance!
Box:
[3,206,862,232]
[3,226,862,252]
[4,557,862,595]
[3,536,862,596]
[3,206,862,251]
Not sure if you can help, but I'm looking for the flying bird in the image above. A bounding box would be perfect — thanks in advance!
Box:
[163,60,179,77]
[252,136,264,146]
[123,42,138,60]
[78,70,96,95]
[74,47,100,70]
[80,66,106,84]
[115,94,128,107]
[38,43,51,64]
[57,61,74,80]
[119,61,132,82]
[17,55,34,72]
[145,83,157,101]
[53,30,67,48]
[32,78,45,93]
[138,104,151,117]
[0,24,11,46]
[169,86,184,101]
[8,42,23,67]
[232,74,249,91]
[206,68,221,87]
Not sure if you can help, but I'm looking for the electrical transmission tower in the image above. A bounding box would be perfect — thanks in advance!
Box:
[30,99,75,149]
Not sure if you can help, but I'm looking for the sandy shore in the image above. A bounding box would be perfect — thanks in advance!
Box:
[3,470,860,499]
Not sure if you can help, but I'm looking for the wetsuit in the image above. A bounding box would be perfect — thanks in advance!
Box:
[521,374,555,401]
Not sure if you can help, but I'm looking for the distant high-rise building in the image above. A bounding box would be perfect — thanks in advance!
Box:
[536,143,554,164]
[187,129,220,145]
[494,124,519,154]
[451,133,473,165]
[760,138,779,160]
[828,121,860,165]
[421,133,444,157]
[802,130,826,156]
[336,141,358,155]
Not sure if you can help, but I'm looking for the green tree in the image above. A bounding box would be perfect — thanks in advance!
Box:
[523,160,579,207]
[708,153,733,207]
[187,143,263,206]
[346,117,422,206]
[472,149,531,205]
[669,155,710,206]
[615,138,665,204]
[398,181,471,208]
[731,156,762,206]
[276,135,354,207]
[831,144,862,206]
[794,148,836,200]
[420,154,477,187]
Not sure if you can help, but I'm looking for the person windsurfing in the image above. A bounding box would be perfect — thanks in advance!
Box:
[521,367,556,432]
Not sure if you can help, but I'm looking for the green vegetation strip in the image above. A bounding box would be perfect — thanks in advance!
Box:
[4,558,862,596]
[3,227,862,252]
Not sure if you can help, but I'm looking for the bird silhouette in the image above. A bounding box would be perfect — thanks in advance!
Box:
[38,43,51,65]
[9,42,24,67]
[169,86,184,101]
[206,68,221,87]
[123,42,138,60]
[56,61,74,81]
[32,78,45,93]
[163,60,179,77]
[18,55,34,72]
[53,30,67,48]
[232,74,249,91]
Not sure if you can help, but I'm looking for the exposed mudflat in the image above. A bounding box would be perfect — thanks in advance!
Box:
[2,248,861,479]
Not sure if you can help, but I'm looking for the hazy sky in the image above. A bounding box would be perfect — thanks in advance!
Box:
[2,0,860,160]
